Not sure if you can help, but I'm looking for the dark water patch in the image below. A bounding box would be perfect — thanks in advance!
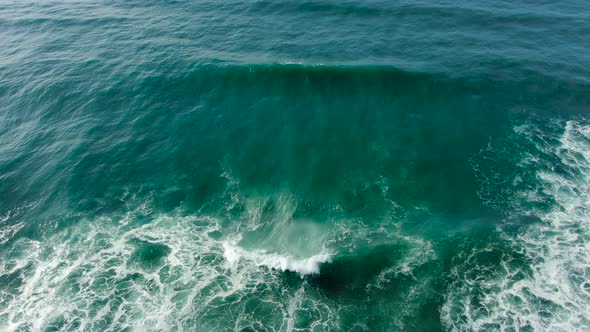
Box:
[250,0,383,17]
[308,244,407,298]
[129,239,171,272]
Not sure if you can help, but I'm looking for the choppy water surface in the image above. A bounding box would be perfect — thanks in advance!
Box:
[1,1,589,331]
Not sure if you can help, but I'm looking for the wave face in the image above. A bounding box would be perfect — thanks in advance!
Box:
[1,0,590,331]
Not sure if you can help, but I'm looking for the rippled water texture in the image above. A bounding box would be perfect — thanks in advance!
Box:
[1,1,589,331]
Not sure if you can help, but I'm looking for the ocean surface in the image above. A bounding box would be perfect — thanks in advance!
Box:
[1,0,590,331]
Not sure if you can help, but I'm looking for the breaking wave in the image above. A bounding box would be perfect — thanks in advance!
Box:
[223,241,332,275]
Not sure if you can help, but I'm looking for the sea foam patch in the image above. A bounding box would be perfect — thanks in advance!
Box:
[0,204,342,331]
[444,120,590,331]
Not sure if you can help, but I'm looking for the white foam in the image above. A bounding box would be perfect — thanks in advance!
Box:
[0,197,343,331]
[0,202,38,245]
[222,241,332,275]
[0,221,24,245]
[443,120,590,331]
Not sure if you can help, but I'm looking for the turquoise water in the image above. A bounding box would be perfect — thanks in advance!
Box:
[1,1,590,331]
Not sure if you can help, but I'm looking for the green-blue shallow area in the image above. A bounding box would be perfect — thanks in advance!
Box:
[1,0,589,331]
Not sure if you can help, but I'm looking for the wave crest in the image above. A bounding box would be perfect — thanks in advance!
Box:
[222,241,332,275]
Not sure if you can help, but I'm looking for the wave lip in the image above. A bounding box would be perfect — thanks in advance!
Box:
[222,241,332,275]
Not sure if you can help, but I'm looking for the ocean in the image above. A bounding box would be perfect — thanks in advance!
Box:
[1,0,589,331]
